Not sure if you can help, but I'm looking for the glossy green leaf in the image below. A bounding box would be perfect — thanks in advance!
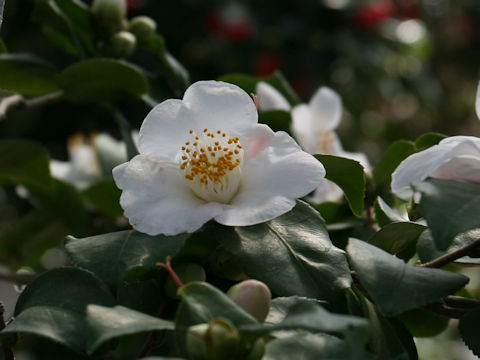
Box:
[414,178,480,250]
[373,140,415,188]
[414,132,446,151]
[86,305,174,354]
[239,297,368,337]
[0,54,59,95]
[374,197,408,227]
[222,201,352,303]
[2,268,115,352]
[258,110,291,133]
[459,306,480,357]
[59,59,149,102]
[368,222,426,261]
[315,154,366,217]
[417,229,480,265]
[65,230,190,288]
[0,140,52,188]
[83,178,122,217]
[347,238,469,316]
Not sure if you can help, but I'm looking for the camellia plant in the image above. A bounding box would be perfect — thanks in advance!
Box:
[1,0,480,360]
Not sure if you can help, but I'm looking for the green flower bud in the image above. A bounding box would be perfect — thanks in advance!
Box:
[92,0,127,34]
[206,318,243,360]
[105,31,137,58]
[227,279,271,322]
[128,16,157,42]
[164,263,206,299]
[186,323,209,360]
[209,246,247,281]
[246,337,265,360]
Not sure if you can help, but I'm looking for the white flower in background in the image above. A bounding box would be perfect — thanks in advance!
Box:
[391,136,480,200]
[256,81,370,203]
[50,133,129,190]
[113,80,325,236]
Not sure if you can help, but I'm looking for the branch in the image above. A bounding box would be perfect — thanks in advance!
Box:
[0,272,36,285]
[419,239,480,268]
[423,296,480,319]
[0,91,63,121]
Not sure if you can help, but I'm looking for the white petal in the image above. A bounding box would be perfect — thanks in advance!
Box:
[308,87,342,131]
[431,155,480,183]
[113,155,223,235]
[310,179,344,203]
[255,82,291,111]
[138,99,196,160]
[337,150,371,172]
[476,81,480,121]
[391,136,480,200]
[184,80,258,133]
[50,160,73,182]
[215,131,326,226]
[291,104,317,154]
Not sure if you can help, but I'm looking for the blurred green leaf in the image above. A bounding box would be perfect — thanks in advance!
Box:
[2,268,115,352]
[414,132,446,151]
[222,201,352,303]
[347,238,469,316]
[373,140,415,188]
[59,59,149,102]
[414,179,480,250]
[65,230,190,288]
[0,40,7,53]
[86,305,174,354]
[258,110,291,133]
[374,197,408,227]
[83,178,122,217]
[398,309,448,338]
[459,306,480,357]
[368,222,426,261]
[315,154,366,217]
[0,54,59,95]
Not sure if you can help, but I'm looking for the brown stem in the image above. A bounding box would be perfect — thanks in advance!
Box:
[0,302,15,360]
[419,239,480,268]
[156,256,184,288]
[0,91,63,121]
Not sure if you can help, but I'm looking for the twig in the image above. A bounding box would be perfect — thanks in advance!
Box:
[419,239,480,268]
[0,91,63,121]
[0,302,15,360]
[156,256,184,288]
[0,272,35,285]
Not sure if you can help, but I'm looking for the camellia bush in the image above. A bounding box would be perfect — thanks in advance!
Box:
[1,0,480,359]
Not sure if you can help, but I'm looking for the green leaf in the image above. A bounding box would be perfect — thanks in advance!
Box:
[86,305,174,354]
[315,154,366,217]
[368,222,426,261]
[373,140,415,188]
[222,201,352,303]
[417,229,480,265]
[414,178,480,250]
[0,54,59,96]
[2,267,115,352]
[374,197,408,227]
[239,297,368,337]
[459,306,480,357]
[59,59,149,102]
[414,132,446,151]
[398,309,448,338]
[83,178,122,217]
[347,238,469,316]
[0,40,7,53]
[65,230,190,288]
[258,110,291,133]
[0,140,52,188]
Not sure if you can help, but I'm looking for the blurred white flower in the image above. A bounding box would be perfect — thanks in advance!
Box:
[391,136,480,200]
[256,81,370,203]
[113,80,325,236]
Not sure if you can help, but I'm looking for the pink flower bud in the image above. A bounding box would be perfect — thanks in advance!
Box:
[227,279,271,322]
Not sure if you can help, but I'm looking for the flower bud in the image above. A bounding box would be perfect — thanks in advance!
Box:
[128,16,157,42]
[227,279,271,322]
[105,31,137,58]
[186,323,209,360]
[164,263,206,299]
[246,337,265,360]
[206,318,243,360]
[209,246,247,281]
[91,0,127,34]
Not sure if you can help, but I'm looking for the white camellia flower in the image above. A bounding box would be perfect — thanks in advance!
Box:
[391,136,480,200]
[256,81,370,203]
[112,80,326,236]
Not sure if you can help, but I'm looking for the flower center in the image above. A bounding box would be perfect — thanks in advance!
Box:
[180,128,244,203]
[316,130,336,154]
